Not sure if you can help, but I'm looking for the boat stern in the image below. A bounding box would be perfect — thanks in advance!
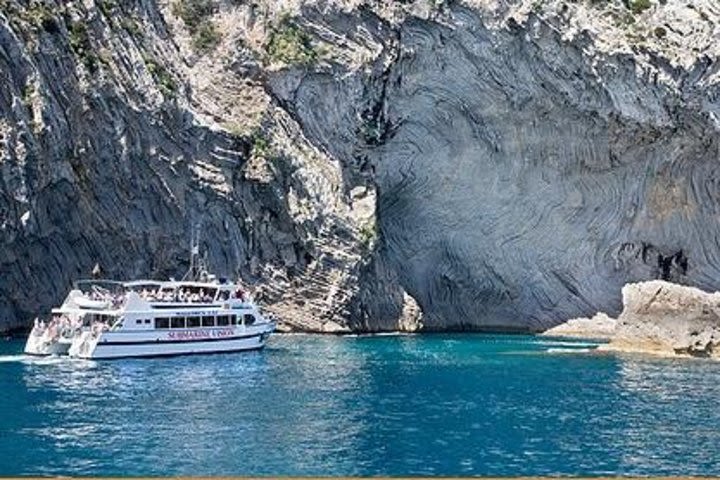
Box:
[24,330,72,356]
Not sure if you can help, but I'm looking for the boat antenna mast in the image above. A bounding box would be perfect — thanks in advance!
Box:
[182,224,202,281]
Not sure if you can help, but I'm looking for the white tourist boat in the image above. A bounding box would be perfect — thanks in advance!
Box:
[25,250,276,359]
[67,279,274,359]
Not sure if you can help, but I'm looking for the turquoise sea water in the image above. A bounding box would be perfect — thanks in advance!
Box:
[1,333,719,476]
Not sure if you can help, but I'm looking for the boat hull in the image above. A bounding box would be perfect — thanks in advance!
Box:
[69,324,274,359]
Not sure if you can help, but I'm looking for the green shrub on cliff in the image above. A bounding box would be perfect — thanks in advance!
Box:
[627,0,652,14]
[359,222,378,250]
[172,0,221,52]
[251,132,271,159]
[120,18,141,37]
[192,21,220,52]
[27,3,59,34]
[68,22,98,73]
[145,57,178,96]
[172,0,214,30]
[98,0,117,17]
[266,18,317,66]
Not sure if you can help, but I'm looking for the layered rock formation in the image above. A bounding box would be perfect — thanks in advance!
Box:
[2,0,720,332]
[603,280,720,357]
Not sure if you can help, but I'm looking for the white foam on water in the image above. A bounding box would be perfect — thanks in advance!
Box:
[546,347,594,354]
[535,340,600,348]
[21,355,70,365]
[0,354,27,363]
[0,354,72,365]
[344,332,417,338]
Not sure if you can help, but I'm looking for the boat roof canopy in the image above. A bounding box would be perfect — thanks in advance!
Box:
[74,278,239,291]
[167,281,226,289]
[124,280,165,287]
[74,279,126,287]
[52,307,121,316]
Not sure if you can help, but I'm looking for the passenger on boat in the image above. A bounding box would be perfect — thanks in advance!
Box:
[46,321,59,340]
[31,317,46,336]
[91,321,107,337]
[71,316,82,330]
[110,293,122,308]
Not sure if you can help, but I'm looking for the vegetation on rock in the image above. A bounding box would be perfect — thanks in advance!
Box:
[627,0,652,14]
[172,0,221,52]
[359,222,377,250]
[251,131,271,159]
[144,57,178,96]
[191,21,220,52]
[266,17,317,66]
[68,21,98,73]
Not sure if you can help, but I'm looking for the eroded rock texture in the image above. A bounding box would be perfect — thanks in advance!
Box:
[2,0,720,332]
[0,0,386,332]
[282,4,720,331]
[604,280,720,358]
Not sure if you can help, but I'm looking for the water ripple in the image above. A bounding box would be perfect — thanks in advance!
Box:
[1,334,720,475]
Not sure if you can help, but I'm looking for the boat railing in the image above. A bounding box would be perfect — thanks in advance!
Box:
[74,279,126,292]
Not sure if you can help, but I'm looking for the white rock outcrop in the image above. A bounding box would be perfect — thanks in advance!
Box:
[601,281,720,358]
[541,312,617,340]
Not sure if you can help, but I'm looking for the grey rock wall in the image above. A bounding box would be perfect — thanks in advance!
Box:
[0,0,363,331]
[2,0,720,333]
[278,6,720,331]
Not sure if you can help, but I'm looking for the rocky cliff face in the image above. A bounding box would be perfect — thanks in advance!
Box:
[1,0,720,333]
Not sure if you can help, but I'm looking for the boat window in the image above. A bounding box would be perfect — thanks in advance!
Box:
[216,290,230,301]
[171,317,185,329]
[144,319,151,324]
[186,316,201,328]
[202,316,215,327]
[230,315,238,325]
[155,318,170,329]
[243,314,256,326]
[135,319,142,325]
[217,315,230,326]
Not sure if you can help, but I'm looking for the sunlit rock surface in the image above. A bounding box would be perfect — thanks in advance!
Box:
[541,312,616,340]
[602,281,720,358]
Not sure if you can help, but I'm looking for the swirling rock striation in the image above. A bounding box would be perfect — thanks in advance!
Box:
[2,0,720,332]
[277,3,720,331]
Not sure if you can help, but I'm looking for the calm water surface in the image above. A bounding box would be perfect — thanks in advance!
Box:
[0,333,719,475]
